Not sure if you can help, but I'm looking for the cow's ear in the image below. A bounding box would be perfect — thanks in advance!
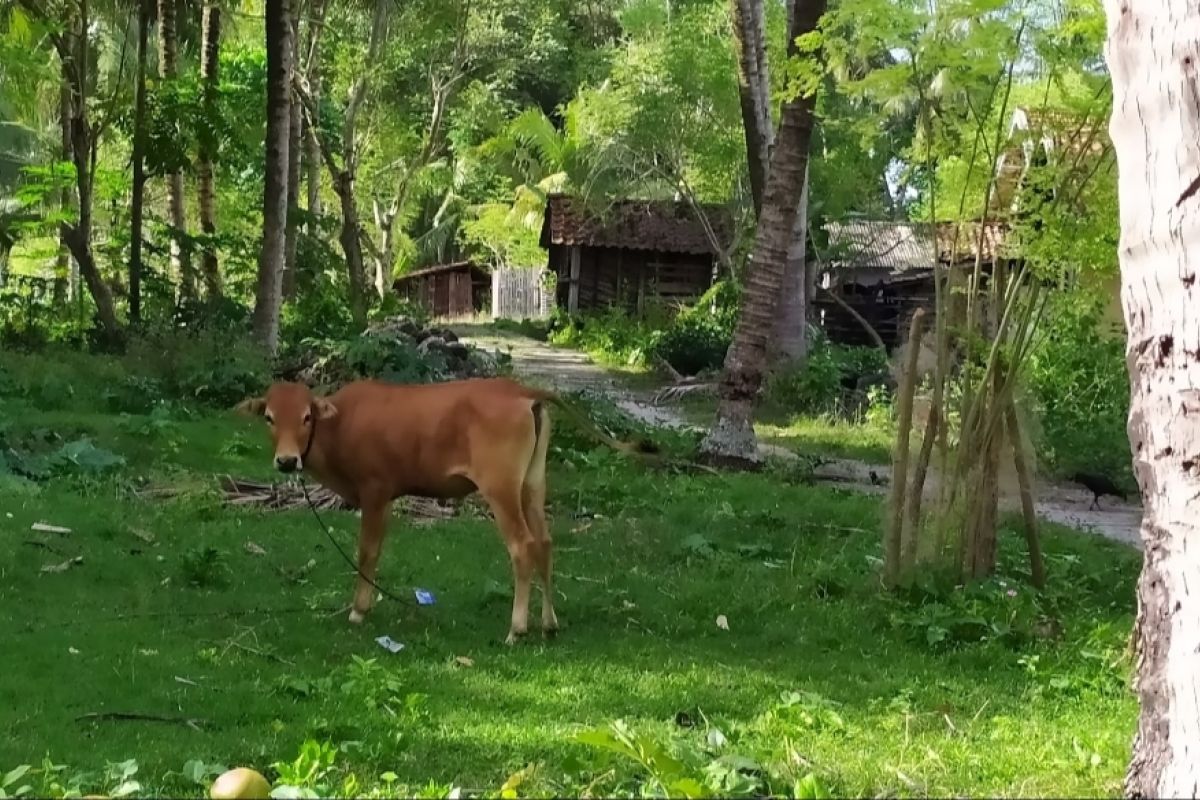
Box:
[314,397,339,420]
[235,397,267,416]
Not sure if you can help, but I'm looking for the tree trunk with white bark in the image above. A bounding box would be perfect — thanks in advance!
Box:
[1104,2,1200,796]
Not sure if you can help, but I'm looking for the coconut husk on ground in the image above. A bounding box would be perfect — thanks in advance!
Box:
[217,475,457,520]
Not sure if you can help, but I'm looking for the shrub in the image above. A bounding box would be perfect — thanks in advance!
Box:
[1026,293,1130,486]
[123,325,269,408]
[766,332,890,417]
[548,281,742,376]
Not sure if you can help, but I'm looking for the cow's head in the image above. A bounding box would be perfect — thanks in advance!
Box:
[236,382,338,473]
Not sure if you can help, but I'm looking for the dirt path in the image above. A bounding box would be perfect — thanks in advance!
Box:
[457,326,1142,549]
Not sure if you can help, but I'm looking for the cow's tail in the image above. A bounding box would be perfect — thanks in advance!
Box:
[531,390,661,459]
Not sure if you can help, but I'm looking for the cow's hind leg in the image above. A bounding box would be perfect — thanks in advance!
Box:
[482,485,537,645]
[348,495,392,624]
[523,403,556,635]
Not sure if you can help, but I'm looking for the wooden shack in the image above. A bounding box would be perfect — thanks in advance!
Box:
[392,261,490,319]
[539,194,734,315]
[813,220,1009,350]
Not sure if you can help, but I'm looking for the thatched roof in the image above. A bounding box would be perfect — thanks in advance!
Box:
[539,194,733,255]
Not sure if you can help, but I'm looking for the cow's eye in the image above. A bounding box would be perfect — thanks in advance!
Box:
[264,413,274,425]
[303,412,312,425]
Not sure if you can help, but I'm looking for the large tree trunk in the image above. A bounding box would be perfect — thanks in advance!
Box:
[729,0,771,213]
[158,0,193,302]
[61,0,120,341]
[1104,2,1200,796]
[282,0,302,299]
[55,79,74,304]
[774,166,810,361]
[730,0,811,365]
[701,0,826,463]
[130,0,151,323]
[336,174,368,325]
[303,0,327,221]
[197,2,222,300]
[253,0,293,352]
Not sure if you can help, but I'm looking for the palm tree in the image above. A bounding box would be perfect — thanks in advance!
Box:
[253,0,292,352]
[699,0,827,464]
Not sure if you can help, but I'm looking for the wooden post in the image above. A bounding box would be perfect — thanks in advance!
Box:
[637,262,646,317]
[492,269,500,320]
[568,246,581,313]
[616,249,624,307]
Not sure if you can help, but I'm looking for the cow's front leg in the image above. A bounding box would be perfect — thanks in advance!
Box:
[348,497,392,624]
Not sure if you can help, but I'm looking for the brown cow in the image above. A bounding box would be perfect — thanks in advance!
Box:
[236,377,650,644]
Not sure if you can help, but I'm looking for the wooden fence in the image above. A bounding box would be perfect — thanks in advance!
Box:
[491,268,553,320]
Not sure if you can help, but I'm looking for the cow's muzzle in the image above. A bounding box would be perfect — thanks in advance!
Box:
[275,455,300,473]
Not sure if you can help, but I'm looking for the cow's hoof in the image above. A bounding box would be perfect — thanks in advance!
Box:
[348,608,366,625]
[542,624,559,640]
[504,629,527,646]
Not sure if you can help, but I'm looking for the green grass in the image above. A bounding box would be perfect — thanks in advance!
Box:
[755,416,896,465]
[0,375,1140,798]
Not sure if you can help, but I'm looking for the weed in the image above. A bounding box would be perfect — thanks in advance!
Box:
[179,545,231,588]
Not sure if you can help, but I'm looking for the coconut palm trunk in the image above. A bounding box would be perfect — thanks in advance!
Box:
[701,0,826,463]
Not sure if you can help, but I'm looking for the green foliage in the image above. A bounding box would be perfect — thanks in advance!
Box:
[765,333,890,417]
[1026,293,1130,486]
[548,389,698,462]
[549,282,741,377]
[123,325,270,409]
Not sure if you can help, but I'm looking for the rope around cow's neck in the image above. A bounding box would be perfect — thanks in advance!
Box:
[298,406,413,608]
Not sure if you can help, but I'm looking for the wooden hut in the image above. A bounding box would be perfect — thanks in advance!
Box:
[392,261,490,319]
[813,220,1010,349]
[539,194,734,315]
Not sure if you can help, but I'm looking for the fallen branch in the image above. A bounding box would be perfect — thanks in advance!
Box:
[218,475,456,519]
[75,712,208,731]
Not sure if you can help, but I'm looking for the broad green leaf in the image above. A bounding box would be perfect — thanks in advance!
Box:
[2,767,30,790]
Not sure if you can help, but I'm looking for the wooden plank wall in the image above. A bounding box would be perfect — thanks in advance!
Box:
[492,268,552,320]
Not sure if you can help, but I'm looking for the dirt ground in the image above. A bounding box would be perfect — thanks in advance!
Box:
[456,326,1142,550]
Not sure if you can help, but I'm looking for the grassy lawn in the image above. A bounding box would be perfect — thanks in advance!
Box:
[0,376,1139,798]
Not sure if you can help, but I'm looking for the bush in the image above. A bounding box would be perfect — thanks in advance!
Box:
[548,281,742,376]
[1026,293,1130,486]
[766,331,890,417]
[124,324,269,408]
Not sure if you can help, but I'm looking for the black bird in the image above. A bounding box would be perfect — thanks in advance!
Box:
[1070,472,1126,510]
